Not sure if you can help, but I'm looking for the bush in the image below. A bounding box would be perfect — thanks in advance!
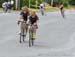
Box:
[52,2,59,7]
[0,0,3,8]
[63,2,68,7]
[30,5,39,9]
[69,0,75,5]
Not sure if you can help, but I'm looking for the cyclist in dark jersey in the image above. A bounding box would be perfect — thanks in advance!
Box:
[29,14,38,25]
[60,5,64,13]
[20,11,29,21]
[27,11,39,40]
[29,11,39,28]
[18,6,29,34]
[60,5,65,18]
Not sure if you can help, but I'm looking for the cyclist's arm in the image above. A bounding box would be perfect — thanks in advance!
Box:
[17,15,23,25]
[34,16,39,25]
[26,16,30,25]
[19,14,24,21]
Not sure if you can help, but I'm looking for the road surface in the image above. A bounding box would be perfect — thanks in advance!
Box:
[0,10,75,57]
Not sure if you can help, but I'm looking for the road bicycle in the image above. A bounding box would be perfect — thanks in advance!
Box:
[19,21,27,43]
[29,24,36,47]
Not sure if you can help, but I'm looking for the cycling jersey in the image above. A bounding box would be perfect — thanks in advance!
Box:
[60,6,64,10]
[29,16,38,24]
[20,12,29,21]
[40,4,44,9]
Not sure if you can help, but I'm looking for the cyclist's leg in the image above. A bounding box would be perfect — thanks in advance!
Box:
[42,9,44,15]
[63,10,65,17]
[19,22,22,35]
[23,24,26,36]
[26,24,28,34]
[60,10,62,15]
[19,22,22,43]
[33,31,36,40]
[61,10,63,16]
[40,9,44,15]
[40,9,42,15]
[62,10,65,18]
[61,9,65,17]
[43,8,46,16]
[4,7,6,13]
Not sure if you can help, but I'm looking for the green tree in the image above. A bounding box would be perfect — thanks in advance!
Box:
[59,0,69,7]
[69,0,75,5]
[20,0,44,8]
[0,0,4,7]
[44,0,70,7]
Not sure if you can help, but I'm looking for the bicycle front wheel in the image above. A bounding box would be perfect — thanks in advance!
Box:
[29,29,32,47]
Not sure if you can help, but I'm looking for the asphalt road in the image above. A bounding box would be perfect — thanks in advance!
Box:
[0,10,75,57]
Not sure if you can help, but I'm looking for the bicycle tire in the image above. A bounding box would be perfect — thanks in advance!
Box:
[32,31,34,46]
[29,25,35,47]
[23,28,25,42]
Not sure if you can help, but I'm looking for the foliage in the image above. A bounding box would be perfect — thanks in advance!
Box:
[45,0,75,7]
[69,0,75,5]
[0,0,75,9]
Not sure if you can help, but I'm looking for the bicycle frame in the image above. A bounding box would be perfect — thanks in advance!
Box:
[29,24,36,47]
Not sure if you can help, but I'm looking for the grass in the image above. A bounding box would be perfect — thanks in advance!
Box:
[45,7,59,12]
[29,6,59,12]
[0,8,2,11]
[0,6,59,12]
[1,5,74,12]
[29,8,39,12]
[64,5,75,10]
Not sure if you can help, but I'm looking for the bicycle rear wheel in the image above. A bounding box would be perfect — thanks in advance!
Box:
[32,31,34,46]
[23,28,25,42]
[29,28,34,47]
[22,21,27,42]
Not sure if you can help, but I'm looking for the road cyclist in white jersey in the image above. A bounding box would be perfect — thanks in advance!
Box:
[40,3,46,16]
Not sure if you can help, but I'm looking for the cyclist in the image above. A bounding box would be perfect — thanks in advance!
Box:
[2,2,8,13]
[7,2,11,13]
[18,6,29,35]
[11,0,14,9]
[40,3,45,16]
[60,5,65,18]
[27,11,39,40]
